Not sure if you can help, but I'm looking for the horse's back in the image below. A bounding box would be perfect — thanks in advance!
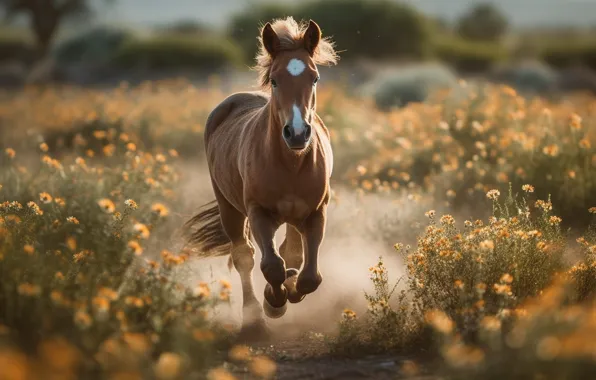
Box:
[204,91,268,143]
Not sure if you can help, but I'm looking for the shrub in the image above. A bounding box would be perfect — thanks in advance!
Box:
[456,3,508,43]
[0,142,232,377]
[434,36,508,73]
[489,60,558,95]
[110,35,244,72]
[540,40,596,71]
[367,63,458,110]
[52,27,134,66]
[228,0,432,63]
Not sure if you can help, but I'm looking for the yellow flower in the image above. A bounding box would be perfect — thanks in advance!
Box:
[17,283,41,296]
[500,273,513,284]
[128,240,143,256]
[228,345,251,362]
[124,199,138,210]
[549,216,562,226]
[522,184,534,193]
[168,149,179,158]
[4,148,15,159]
[342,308,357,321]
[134,223,150,239]
[66,216,79,224]
[486,189,500,201]
[249,356,276,378]
[39,192,53,204]
[103,144,116,157]
[126,142,137,152]
[220,279,232,290]
[589,207,596,214]
[97,199,115,213]
[151,203,169,217]
[39,142,49,152]
[66,236,77,252]
[23,244,34,255]
[74,310,92,329]
[27,201,43,216]
[154,352,183,380]
[425,310,453,334]
[54,197,66,207]
[454,279,464,290]
[206,367,236,380]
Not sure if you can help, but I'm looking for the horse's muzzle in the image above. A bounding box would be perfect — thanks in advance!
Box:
[282,124,312,150]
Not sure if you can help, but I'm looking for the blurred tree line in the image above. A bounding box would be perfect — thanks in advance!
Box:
[0,0,595,80]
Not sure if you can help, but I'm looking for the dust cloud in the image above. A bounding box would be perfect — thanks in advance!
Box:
[175,162,426,338]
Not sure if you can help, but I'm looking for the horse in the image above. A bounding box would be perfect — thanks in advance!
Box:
[184,17,339,339]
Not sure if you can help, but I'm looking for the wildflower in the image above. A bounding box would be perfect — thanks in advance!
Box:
[356,165,367,175]
[127,240,143,256]
[535,200,553,212]
[168,149,179,157]
[493,283,512,296]
[522,184,534,193]
[454,279,464,290]
[93,130,107,139]
[126,142,137,152]
[440,214,455,226]
[206,367,236,380]
[54,197,66,207]
[486,189,500,201]
[229,345,251,362]
[579,138,591,149]
[4,148,15,159]
[220,279,232,290]
[27,201,43,216]
[66,216,79,224]
[479,239,495,252]
[249,356,276,378]
[425,210,435,218]
[549,216,562,226]
[542,144,559,157]
[39,142,49,152]
[155,153,166,163]
[500,273,513,284]
[97,199,115,213]
[464,220,473,228]
[589,207,596,214]
[124,199,138,210]
[480,316,501,331]
[102,144,116,157]
[92,296,110,314]
[193,329,215,341]
[342,308,357,321]
[569,113,582,129]
[425,310,453,334]
[23,244,34,255]
[66,236,77,251]
[39,192,53,204]
[134,223,150,239]
[17,283,41,296]
[154,352,183,380]
[151,203,169,217]
[476,282,487,294]
[194,282,210,298]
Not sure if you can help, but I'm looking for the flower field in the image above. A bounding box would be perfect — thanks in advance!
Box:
[1,78,596,379]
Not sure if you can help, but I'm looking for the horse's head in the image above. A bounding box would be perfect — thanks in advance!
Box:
[260,20,326,151]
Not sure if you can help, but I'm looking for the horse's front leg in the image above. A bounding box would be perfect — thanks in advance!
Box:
[248,205,288,318]
[296,203,327,296]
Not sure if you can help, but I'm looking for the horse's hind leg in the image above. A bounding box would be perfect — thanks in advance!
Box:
[280,224,305,304]
[212,186,267,339]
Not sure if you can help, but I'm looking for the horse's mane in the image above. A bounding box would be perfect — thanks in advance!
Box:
[255,17,339,89]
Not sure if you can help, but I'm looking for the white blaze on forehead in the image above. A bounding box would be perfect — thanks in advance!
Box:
[287,58,306,76]
[291,104,305,134]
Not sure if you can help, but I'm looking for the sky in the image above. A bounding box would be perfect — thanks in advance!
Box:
[94,0,596,30]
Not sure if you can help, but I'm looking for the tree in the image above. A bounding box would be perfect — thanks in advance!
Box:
[0,0,110,59]
[456,3,508,42]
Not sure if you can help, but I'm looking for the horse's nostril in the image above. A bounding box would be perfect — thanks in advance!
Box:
[304,124,312,140]
[283,125,292,139]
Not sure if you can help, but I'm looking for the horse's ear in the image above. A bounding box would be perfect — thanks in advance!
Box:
[304,20,321,56]
[262,22,281,57]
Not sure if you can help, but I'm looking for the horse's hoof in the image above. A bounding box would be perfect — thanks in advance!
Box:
[263,297,287,319]
[264,283,287,308]
[236,320,272,343]
[283,268,305,304]
[296,272,323,295]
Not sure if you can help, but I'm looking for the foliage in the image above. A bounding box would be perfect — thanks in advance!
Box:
[367,63,457,110]
[456,3,508,43]
[433,36,508,73]
[489,60,558,95]
[110,35,244,72]
[539,40,596,71]
[228,0,432,63]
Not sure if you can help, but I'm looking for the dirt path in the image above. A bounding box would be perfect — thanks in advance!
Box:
[224,333,441,380]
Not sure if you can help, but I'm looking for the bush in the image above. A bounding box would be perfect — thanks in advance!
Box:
[434,36,508,73]
[367,63,457,110]
[456,3,508,43]
[52,27,134,66]
[540,41,596,71]
[489,60,558,95]
[228,0,432,63]
[111,35,244,72]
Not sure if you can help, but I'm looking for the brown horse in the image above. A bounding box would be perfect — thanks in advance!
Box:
[184,17,338,338]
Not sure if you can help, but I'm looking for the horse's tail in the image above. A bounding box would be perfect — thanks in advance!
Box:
[183,201,232,262]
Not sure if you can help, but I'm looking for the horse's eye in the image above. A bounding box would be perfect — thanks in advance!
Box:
[271,79,277,88]
[313,76,320,85]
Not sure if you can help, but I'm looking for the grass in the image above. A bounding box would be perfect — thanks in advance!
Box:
[1,77,596,378]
